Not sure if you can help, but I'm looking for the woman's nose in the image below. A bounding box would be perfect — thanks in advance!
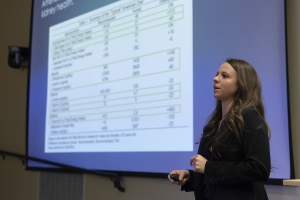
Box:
[213,75,218,82]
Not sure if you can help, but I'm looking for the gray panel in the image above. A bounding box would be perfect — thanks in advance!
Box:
[266,185,300,200]
[39,172,83,200]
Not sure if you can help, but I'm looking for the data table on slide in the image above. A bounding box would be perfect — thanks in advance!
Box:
[45,0,193,152]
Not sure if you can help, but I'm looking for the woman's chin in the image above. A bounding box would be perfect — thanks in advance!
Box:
[213,94,220,99]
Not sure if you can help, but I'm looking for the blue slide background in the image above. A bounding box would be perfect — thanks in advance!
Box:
[28,0,290,179]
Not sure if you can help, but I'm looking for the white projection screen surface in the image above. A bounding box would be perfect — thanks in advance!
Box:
[27,0,292,181]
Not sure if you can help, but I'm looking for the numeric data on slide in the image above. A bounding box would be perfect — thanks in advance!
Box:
[45,0,193,152]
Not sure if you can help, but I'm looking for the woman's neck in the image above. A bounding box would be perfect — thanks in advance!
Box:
[221,99,234,119]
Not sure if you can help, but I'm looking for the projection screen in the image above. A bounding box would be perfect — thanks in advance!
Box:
[27,0,292,181]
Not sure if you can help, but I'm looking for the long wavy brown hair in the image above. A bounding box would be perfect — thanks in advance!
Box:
[204,58,271,154]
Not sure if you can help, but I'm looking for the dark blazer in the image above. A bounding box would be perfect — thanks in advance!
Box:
[182,108,271,200]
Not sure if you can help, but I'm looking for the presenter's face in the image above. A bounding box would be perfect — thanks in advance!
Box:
[213,62,238,102]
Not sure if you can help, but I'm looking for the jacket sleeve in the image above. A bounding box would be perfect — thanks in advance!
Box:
[181,170,195,191]
[203,108,271,184]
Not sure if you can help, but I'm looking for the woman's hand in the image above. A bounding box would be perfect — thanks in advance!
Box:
[168,170,190,185]
[190,154,207,174]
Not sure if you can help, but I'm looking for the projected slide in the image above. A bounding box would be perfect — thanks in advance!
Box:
[45,0,193,152]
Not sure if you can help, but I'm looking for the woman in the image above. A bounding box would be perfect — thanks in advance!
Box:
[168,59,271,200]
